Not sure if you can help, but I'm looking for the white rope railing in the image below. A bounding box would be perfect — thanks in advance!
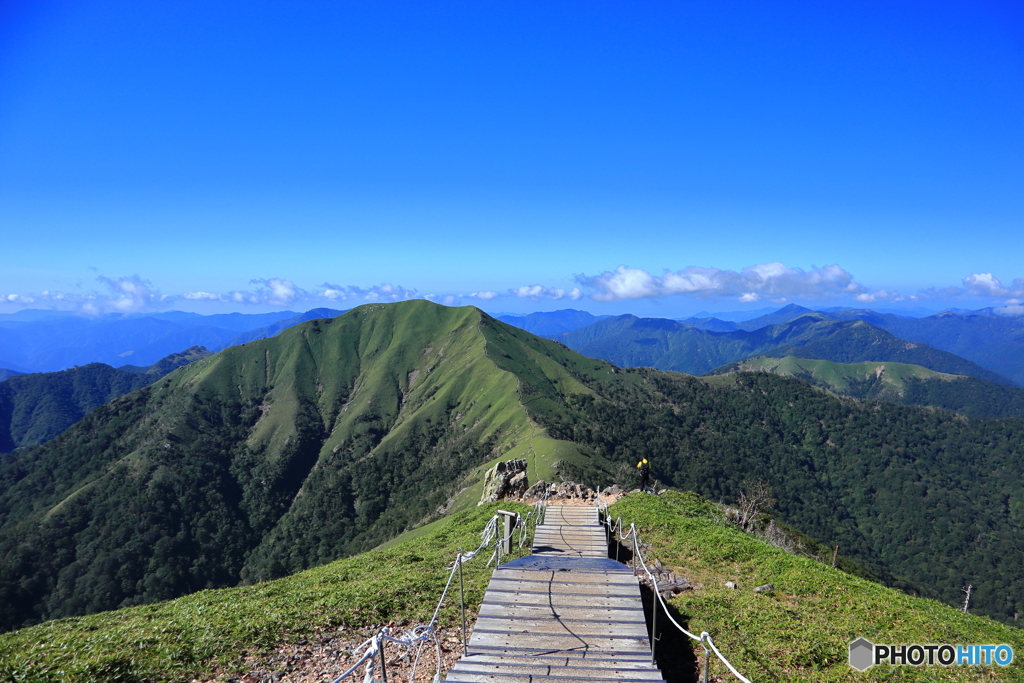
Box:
[328,508,529,683]
[598,500,752,683]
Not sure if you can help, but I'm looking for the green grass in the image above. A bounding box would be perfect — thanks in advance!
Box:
[0,501,534,683]
[609,491,1024,682]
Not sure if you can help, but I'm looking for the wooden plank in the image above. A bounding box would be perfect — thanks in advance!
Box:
[473,619,649,638]
[491,571,637,585]
[477,610,643,626]
[468,632,651,650]
[486,580,637,594]
[466,645,652,659]
[450,663,663,679]
[481,593,641,609]
[445,673,663,683]
[459,654,659,669]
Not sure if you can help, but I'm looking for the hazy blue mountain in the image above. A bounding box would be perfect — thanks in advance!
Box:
[497,309,610,336]
[686,306,779,322]
[685,304,1024,385]
[876,312,1024,387]
[0,310,306,373]
[734,304,821,329]
[0,346,211,453]
[673,316,739,332]
[0,310,76,324]
[224,308,348,346]
[555,314,1014,385]
[0,370,24,382]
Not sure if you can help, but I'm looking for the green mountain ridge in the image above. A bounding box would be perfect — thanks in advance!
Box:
[706,355,1024,418]
[0,346,211,453]
[554,313,1014,385]
[1,301,1023,634]
[0,302,607,630]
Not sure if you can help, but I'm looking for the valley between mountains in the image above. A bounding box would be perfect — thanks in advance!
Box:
[1,300,1022,638]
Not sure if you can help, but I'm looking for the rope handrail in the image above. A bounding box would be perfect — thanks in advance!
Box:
[598,500,753,683]
[329,507,531,683]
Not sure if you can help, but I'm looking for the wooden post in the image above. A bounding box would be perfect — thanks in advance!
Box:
[650,584,658,665]
[458,550,467,648]
[702,646,710,683]
[497,510,517,556]
[379,633,388,683]
[832,545,839,568]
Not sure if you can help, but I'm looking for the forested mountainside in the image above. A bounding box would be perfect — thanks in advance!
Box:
[554,313,1014,385]
[1,301,1022,633]
[706,355,1024,418]
[0,346,211,452]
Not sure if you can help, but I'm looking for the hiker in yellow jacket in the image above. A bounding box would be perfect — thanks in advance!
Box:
[636,457,651,492]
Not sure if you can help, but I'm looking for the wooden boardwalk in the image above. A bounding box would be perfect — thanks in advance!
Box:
[445,505,665,683]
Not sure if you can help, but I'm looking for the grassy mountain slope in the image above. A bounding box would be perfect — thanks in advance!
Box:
[0,501,532,683]
[0,347,211,453]
[612,492,1024,681]
[3,493,1021,682]
[0,302,610,630]
[706,355,1024,418]
[1,301,1023,634]
[554,314,1014,385]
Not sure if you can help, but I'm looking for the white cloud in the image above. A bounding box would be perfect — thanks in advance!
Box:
[577,263,868,302]
[467,291,499,300]
[995,304,1024,316]
[183,291,221,301]
[249,278,302,305]
[854,290,900,303]
[511,285,583,301]
[91,275,160,314]
[962,273,1008,296]
[319,283,422,302]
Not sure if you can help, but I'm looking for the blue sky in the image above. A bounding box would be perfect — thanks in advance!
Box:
[2,1,1022,318]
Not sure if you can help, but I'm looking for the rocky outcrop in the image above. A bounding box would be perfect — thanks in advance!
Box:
[479,459,528,504]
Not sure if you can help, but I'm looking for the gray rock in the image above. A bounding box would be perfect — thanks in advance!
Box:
[725,581,738,589]
[479,459,529,504]
[754,583,774,594]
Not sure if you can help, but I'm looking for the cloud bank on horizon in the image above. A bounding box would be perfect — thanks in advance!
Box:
[4,264,1024,317]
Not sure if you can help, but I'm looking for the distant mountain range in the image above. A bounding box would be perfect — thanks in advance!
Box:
[2,301,1024,632]
[553,313,1014,385]
[0,309,343,374]
[660,304,1024,385]
[0,346,210,453]
[496,309,609,336]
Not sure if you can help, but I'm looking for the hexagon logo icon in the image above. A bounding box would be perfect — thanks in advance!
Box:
[849,638,874,671]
